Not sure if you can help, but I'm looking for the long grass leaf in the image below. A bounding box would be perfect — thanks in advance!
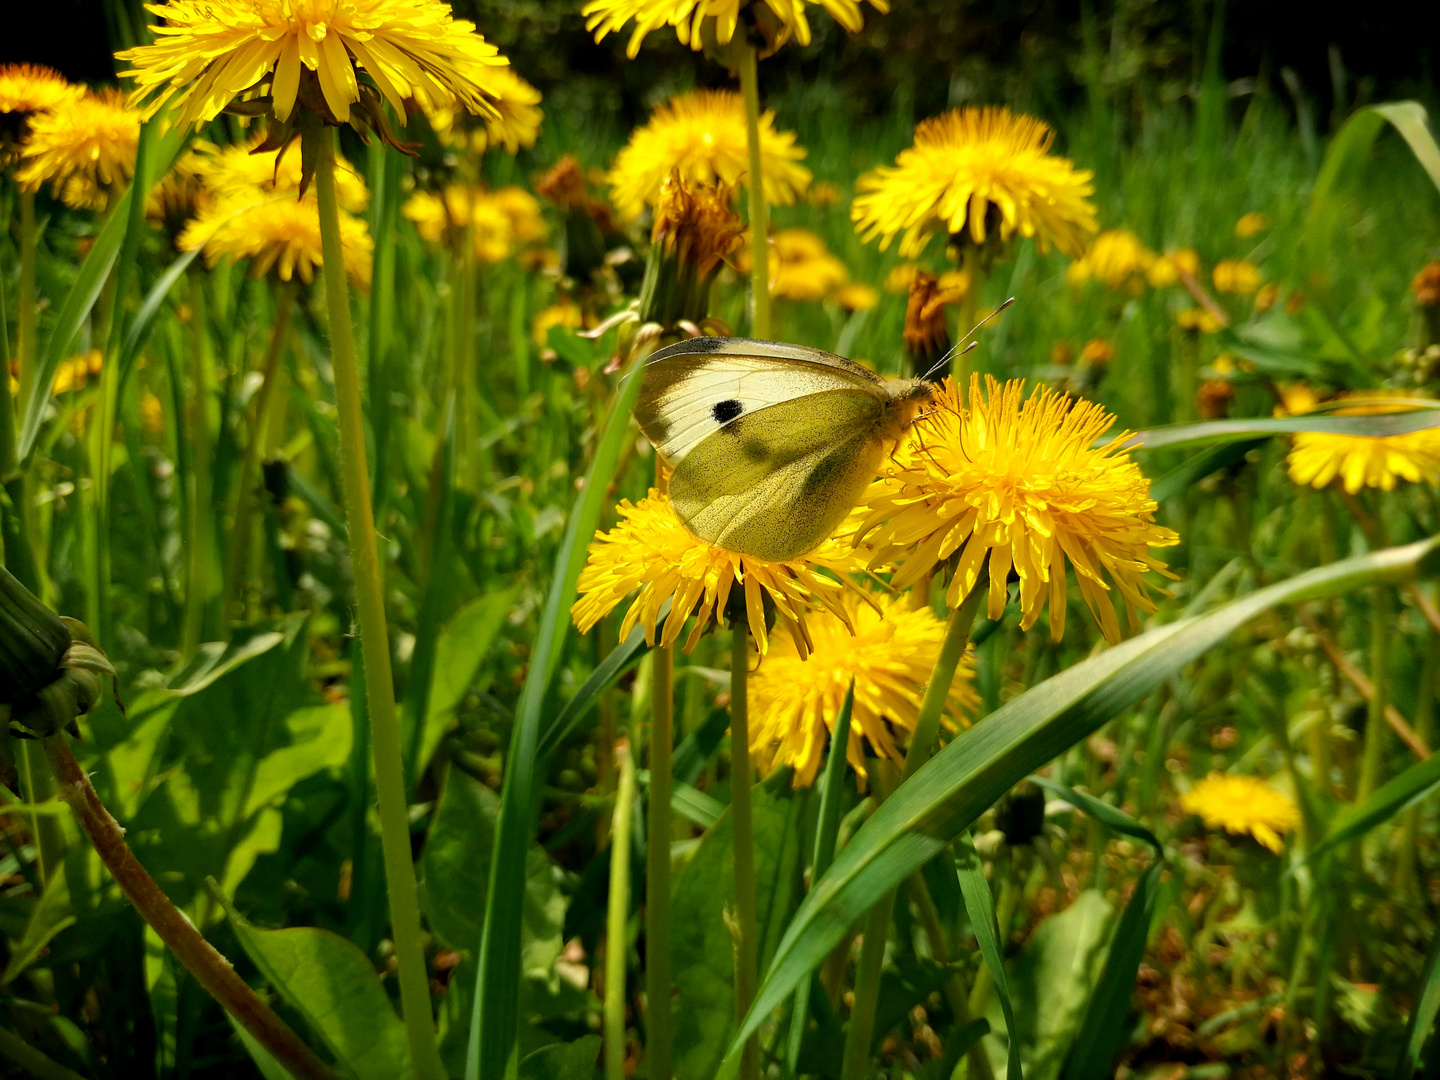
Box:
[1028,777,1161,852]
[1125,411,1440,453]
[1297,751,1440,869]
[1394,924,1440,1080]
[719,536,1440,1070]
[956,832,1022,1080]
[537,620,653,760]
[468,359,647,1080]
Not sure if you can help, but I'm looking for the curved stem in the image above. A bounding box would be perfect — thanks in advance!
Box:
[730,625,759,1080]
[646,644,674,1080]
[42,735,336,1080]
[605,741,637,1080]
[738,42,771,340]
[313,130,445,1080]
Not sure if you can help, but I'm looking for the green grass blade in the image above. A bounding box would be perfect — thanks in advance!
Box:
[118,247,203,381]
[1125,411,1440,453]
[467,358,647,1080]
[1149,439,1265,504]
[1028,777,1161,852]
[1297,751,1440,870]
[956,831,1022,1080]
[720,535,1440,1070]
[1394,923,1440,1080]
[536,620,653,761]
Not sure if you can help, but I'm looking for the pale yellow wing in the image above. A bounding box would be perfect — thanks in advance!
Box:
[634,337,887,468]
[669,390,886,562]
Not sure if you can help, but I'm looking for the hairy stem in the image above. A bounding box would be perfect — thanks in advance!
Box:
[730,625,759,1080]
[738,41,771,340]
[647,643,674,1080]
[605,742,637,1080]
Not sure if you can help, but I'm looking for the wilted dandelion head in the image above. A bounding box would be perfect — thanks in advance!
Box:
[1181,773,1299,854]
[180,194,373,285]
[1066,228,1154,291]
[749,590,977,787]
[570,489,869,659]
[426,65,542,154]
[856,375,1179,644]
[652,170,745,278]
[582,0,887,60]
[1285,390,1440,494]
[852,106,1098,260]
[607,89,810,219]
[116,0,511,134]
[902,270,966,362]
[16,89,140,209]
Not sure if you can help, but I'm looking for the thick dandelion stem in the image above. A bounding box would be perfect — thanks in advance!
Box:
[738,42,771,340]
[605,741,637,1080]
[647,644,675,1080]
[181,274,215,657]
[730,624,759,1080]
[41,735,338,1080]
[17,188,37,411]
[314,131,445,1080]
[1357,581,1393,803]
[841,582,984,1080]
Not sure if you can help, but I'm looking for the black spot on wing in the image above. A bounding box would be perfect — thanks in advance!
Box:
[712,399,743,423]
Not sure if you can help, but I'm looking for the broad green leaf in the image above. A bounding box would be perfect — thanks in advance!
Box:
[723,535,1440,1069]
[1298,751,1440,869]
[1028,777,1161,852]
[518,1036,602,1080]
[956,833,1022,1080]
[167,628,289,695]
[422,768,563,980]
[244,703,353,818]
[672,784,803,1080]
[1126,411,1440,453]
[226,901,410,1080]
[220,807,283,898]
[1062,862,1163,1080]
[984,890,1112,1080]
[1394,923,1440,1079]
[469,351,647,1080]
[1,864,76,986]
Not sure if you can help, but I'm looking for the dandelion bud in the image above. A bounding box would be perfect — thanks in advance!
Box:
[637,171,743,329]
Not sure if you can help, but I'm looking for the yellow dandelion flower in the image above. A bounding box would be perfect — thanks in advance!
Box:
[402,189,450,243]
[188,137,369,211]
[1286,390,1440,494]
[835,282,879,311]
[402,183,546,261]
[1066,228,1155,291]
[1234,212,1270,238]
[1145,247,1199,288]
[750,590,977,786]
[427,65,542,153]
[0,64,83,162]
[1254,281,1281,313]
[140,391,166,434]
[533,300,584,347]
[607,89,810,220]
[765,228,850,302]
[582,0,887,59]
[852,106,1098,260]
[1078,337,1114,365]
[1175,307,1223,334]
[808,180,843,206]
[884,263,922,293]
[16,89,140,210]
[51,350,103,395]
[1181,773,1299,854]
[117,0,511,132]
[856,375,1179,644]
[180,194,373,285]
[571,489,869,659]
[1213,258,1262,295]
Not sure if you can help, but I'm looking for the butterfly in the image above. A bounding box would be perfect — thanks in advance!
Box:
[634,337,933,562]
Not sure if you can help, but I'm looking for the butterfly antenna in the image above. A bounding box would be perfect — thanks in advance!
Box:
[918,297,1017,382]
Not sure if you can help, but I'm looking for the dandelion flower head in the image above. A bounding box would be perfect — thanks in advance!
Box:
[750,590,977,787]
[1285,390,1440,494]
[852,106,1098,259]
[738,228,849,302]
[1212,258,1262,295]
[1181,773,1299,854]
[426,66,542,153]
[1065,228,1155,292]
[117,0,511,131]
[180,191,373,285]
[571,489,869,658]
[608,89,810,219]
[403,184,546,262]
[857,375,1180,644]
[583,0,888,60]
[16,89,141,209]
[0,64,83,163]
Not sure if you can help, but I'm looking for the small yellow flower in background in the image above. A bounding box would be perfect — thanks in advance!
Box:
[856,375,1179,644]
[571,489,869,659]
[808,180,843,206]
[1181,773,1299,854]
[1285,390,1440,494]
[425,66,543,153]
[402,184,546,262]
[608,89,810,219]
[188,138,369,210]
[1078,337,1114,366]
[16,89,141,209]
[1145,247,1200,288]
[885,263,923,294]
[835,283,879,312]
[582,0,887,59]
[140,391,166,434]
[182,196,374,285]
[749,591,978,786]
[758,228,850,302]
[117,0,511,132]
[1175,307,1223,334]
[1234,212,1270,238]
[532,301,584,348]
[1066,229,1155,291]
[1196,379,1234,420]
[51,350,104,395]
[852,106,1098,259]
[1254,281,1281,314]
[0,64,83,162]
[1213,258,1262,295]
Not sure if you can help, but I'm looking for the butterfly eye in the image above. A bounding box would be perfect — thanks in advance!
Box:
[712,399,743,423]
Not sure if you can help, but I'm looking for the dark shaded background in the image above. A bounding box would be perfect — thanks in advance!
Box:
[4,0,1437,131]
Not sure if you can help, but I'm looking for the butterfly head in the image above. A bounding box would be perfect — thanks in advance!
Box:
[878,377,935,442]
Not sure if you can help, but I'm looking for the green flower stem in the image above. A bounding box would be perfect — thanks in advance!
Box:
[606,742,638,1080]
[1357,579,1393,802]
[1398,617,1438,891]
[730,624,759,1080]
[221,282,293,629]
[646,643,675,1080]
[0,1017,88,1080]
[181,274,216,657]
[738,41,771,340]
[17,188,37,412]
[840,582,985,1080]
[313,131,445,1080]
[41,735,338,1080]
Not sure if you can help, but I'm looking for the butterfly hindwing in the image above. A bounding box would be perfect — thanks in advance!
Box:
[668,389,885,561]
